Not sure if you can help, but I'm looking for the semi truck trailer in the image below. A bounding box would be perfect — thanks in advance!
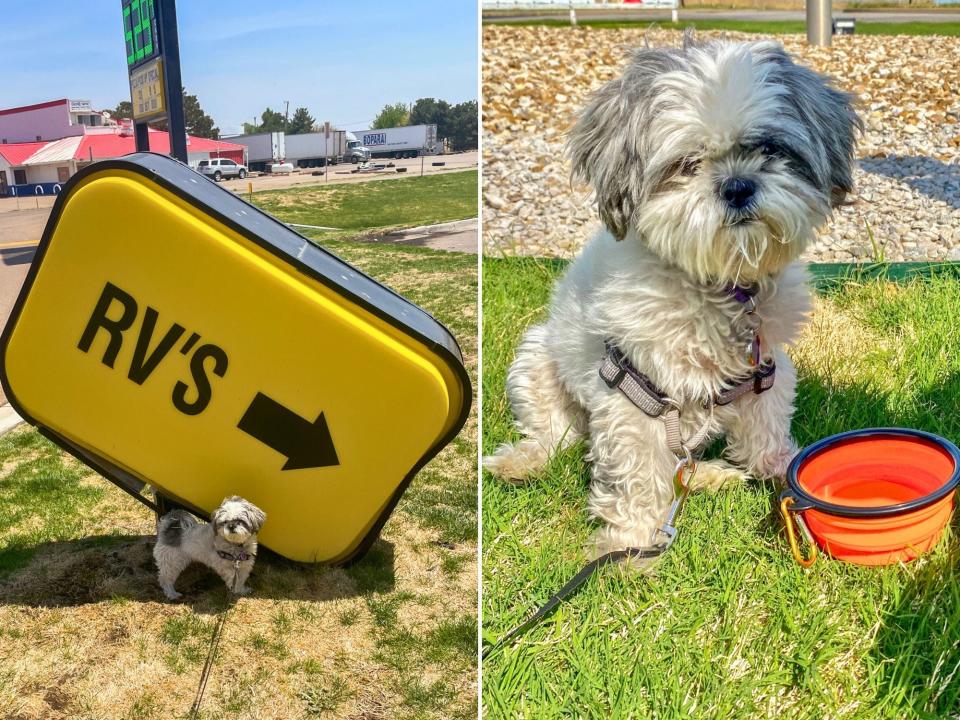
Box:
[354,124,441,159]
[226,130,371,170]
[225,132,285,173]
[285,130,347,168]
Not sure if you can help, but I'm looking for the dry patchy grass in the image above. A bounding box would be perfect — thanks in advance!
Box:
[0,241,477,720]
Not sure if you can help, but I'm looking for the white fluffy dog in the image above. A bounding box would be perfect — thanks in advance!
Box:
[154,496,266,599]
[485,38,860,558]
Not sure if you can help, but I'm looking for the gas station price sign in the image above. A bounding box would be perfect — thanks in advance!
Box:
[122,0,160,68]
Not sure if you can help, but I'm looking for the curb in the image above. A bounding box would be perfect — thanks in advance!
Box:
[0,404,24,437]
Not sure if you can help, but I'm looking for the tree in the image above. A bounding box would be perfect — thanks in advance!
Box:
[287,107,315,135]
[244,107,287,134]
[182,89,219,138]
[145,89,219,138]
[111,100,132,120]
[448,100,478,152]
[409,97,453,140]
[372,102,409,129]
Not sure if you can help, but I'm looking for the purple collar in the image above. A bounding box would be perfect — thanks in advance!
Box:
[217,549,253,562]
[725,283,758,305]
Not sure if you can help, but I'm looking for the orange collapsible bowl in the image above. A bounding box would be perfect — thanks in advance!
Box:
[782,429,960,566]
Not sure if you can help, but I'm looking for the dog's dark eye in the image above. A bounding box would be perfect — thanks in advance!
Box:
[757,141,781,157]
[678,158,700,177]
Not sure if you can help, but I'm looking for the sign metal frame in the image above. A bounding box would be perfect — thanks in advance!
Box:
[0,153,472,564]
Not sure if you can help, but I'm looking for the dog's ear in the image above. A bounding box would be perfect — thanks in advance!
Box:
[244,502,266,533]
[567,47,681,241]
[567,77,636,241]
[819,86,862,208]
[756,43,862,208]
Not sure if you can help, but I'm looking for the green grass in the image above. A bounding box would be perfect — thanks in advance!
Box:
[482,257,960,719]
[0,429,104,574]
[299,675,353,717]
[251,170,478,240]
[484,17,960,36]
[160,612,216,673]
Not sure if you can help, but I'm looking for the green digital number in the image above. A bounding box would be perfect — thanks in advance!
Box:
[123,0,157,67]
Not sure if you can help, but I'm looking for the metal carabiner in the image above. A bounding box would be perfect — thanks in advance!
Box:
[656,456,696,549]
[780,495,818,567]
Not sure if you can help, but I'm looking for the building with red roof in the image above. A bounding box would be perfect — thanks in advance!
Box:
[0,99,243,197]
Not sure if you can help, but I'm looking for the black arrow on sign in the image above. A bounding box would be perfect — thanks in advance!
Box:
[237,392,339,470]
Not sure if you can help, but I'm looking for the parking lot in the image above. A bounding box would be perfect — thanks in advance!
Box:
[218,149,478,193]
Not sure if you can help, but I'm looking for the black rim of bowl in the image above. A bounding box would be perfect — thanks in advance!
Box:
[784,428,960,518]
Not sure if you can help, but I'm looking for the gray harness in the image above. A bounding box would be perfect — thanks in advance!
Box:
[599,283,775,457]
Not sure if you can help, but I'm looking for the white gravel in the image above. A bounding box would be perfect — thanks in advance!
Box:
[482,26,960,261]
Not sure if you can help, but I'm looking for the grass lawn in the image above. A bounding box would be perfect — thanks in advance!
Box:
[0,239,477,720]
[483,17,960,36]
[250,171,478,240]
[482,257,960,719]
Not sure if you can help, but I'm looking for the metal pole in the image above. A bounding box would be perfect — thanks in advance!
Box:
[134,121,150,152]
[806,0,832,47]
[156,0,188,162]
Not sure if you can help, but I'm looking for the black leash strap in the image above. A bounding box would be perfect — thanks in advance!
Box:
[190,561,241,719]
[482,544,668,659]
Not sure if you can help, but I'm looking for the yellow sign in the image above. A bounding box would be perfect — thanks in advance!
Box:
[0,154,470,563]
[130,58,166,120]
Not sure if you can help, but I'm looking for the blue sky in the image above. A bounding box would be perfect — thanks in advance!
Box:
[0,1,478,135]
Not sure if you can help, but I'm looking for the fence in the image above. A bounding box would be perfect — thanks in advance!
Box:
[483,1,678,9]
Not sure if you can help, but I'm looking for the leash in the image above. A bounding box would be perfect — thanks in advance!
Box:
[483,458,695,659]
[188,555,250,719]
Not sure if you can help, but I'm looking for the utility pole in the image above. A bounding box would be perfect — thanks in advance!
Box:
[284,100,290,131]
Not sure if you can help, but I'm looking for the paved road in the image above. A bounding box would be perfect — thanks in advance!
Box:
[0,208,49,245]
[367,218,478,253]
[0,240,35,406]
[485,8,960,23]
[218,150,477,194]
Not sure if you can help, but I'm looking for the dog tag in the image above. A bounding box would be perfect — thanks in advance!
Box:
[0,153,470,563]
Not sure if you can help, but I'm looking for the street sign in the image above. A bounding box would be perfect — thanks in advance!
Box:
[129,58,166,120]
[0,154,471,563]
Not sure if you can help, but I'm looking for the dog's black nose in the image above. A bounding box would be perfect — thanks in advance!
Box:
[721,178,756,210]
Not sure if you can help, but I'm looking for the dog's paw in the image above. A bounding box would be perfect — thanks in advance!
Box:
[482,441,548,483]
[483,440,548,483]
[751,446,798,480]
[162,589,183,601]
[688,460,748,492]
[232,585,252,596]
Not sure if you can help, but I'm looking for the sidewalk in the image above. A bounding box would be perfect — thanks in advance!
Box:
[376,218,478,253]
[0,404,23,436]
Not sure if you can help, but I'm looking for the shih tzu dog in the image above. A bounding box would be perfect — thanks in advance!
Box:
[154,496,266,599]
[485,38,860,558]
